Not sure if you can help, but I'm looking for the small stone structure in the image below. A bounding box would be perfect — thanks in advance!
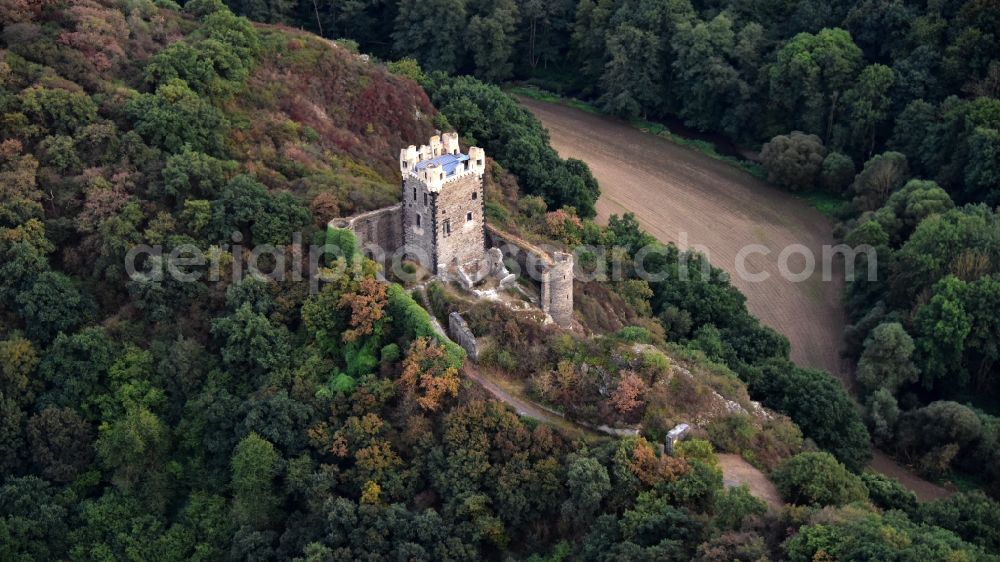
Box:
[664,423,691,456]
[329,132,575,328]
[455,248,517,290]
[485,225,574,327]
[448,312,479,360]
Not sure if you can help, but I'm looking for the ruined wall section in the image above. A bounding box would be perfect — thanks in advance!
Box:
[448,312,479,360]
[329,204,403,266]
[485,225,575,328]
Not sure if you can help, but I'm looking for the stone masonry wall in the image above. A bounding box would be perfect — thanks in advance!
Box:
[448,312,479,360]
[402,176,437,271]
[329,204,403,267]
[543,252,574,327]
[484,226,548,279]
[485,225,575,328]
[433,173,485,272]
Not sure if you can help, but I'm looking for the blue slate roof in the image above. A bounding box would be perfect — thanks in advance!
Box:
[414,153,470,177]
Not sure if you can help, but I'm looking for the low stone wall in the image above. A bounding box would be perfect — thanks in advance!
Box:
[448,312,479,360]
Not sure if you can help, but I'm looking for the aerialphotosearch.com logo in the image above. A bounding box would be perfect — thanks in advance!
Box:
[124,230,878,291]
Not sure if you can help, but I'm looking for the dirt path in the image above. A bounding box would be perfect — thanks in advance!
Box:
[519,97,951,502]
[717,454,783,510]
[869,450,951,501]
[463,362,566,423]
[520,97,849,380]
[465,362,784,506]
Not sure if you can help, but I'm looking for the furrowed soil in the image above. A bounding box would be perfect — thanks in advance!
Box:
[520,97,847,380]
[519,96,951,501]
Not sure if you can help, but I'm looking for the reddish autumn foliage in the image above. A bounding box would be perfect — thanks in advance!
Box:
[629,437,688,486]
[399,337,461,412]
[338,277,388,343]
[310,191,340,227]
[1,0,59,25]
[240,33,437,180]
[610,370,647,417]
[57,3,129,73]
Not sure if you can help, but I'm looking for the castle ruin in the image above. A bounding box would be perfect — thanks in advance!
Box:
[399,132,486,274]
[330,132,574,328]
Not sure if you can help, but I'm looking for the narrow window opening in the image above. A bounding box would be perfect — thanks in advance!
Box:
[466,212,473,222]
[412,188,416,201]
[444,219,451,236]
[416,214,421,227]
[423,193,428,206]
[471,192,478,200]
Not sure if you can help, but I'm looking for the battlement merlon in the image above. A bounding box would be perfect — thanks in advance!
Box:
[400,132,460,171]
[399,134,486,190]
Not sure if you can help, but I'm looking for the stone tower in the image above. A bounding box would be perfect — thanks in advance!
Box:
[542,251,574,327]
[399,132,487,274]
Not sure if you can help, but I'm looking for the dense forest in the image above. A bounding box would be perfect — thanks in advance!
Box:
[2,0,1000,560]
[217,0,1000,493]
[221,0,997,187]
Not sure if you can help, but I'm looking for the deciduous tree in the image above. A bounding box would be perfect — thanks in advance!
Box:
[231,432,282,529]
[856,321,919,394]
[773,452,868,506]
[760,131,827,191]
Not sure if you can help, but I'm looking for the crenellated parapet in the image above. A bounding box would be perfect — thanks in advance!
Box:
[400,133,487,273]
[400,132,486,192]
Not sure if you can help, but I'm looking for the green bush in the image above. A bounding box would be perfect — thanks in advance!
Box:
[479,344,518,372]
[750,359,871,471]
[325,227,359,263]
[380,343,400,364]
[386,284,465,370]
[918,492,1000,553]
[707,414,755,454]
[317,373,357,398]
[715,485,767,530]
[425,282,450,325]
[861,471,917,512]
[615,325,651,343]
[773,452,868,507]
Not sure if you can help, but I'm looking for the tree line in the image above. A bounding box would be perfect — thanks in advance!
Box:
[227,0,1000,494]
[220,0,997,197]
[2,0,1000,559]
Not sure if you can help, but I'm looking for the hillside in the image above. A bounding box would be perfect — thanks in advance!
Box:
[1,0,439,322]
[2,2,999,561]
